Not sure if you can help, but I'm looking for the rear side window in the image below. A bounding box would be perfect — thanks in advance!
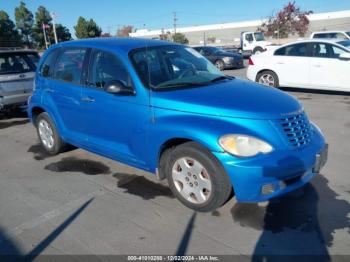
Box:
[54,48,86,84]
[40,50,58,78]
[0,53,35,75]
[274,43,308,57]
[87,49,131,89]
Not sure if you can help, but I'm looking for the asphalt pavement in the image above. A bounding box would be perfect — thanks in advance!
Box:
[0,66,349,260]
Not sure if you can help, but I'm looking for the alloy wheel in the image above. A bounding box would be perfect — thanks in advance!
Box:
[259,73,275,87]
[38,119,55,149]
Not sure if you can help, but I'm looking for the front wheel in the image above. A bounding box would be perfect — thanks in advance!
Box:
[256,70,279,88]
[36,112,66,155]
[164,142,232,212]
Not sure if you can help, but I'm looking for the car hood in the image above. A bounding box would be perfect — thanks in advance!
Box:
[151,79,302,120]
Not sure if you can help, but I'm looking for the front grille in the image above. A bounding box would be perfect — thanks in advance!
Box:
[279,112,311,148]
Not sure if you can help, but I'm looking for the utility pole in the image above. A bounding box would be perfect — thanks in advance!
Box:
[51,12,58,44]
[173,11,177,35]
[42,23,48,49]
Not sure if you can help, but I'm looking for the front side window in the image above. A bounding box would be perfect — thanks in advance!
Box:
[274,43,308,57]
[130,45,224,89]
[312,43,347,58]
[245,34,254,42]
[0,53,35,75]
[88,49,131,89]
[54,48,86,84]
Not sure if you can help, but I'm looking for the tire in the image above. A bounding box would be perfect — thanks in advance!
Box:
[253,46,264,55]
[36,112,66,155]
[256,70,279,88]
[214,60,225,71]
[163,142,232,212]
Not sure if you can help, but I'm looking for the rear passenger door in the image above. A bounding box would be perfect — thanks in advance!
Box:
[48,47,88,139]
[81,48,150,168]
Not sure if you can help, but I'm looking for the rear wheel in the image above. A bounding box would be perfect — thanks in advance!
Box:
[164,142,232,212]
[214,60,225,71]
[256,70,279,88]
[36,112,65,155]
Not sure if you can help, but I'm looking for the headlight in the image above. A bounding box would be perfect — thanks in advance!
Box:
[219,134,273,157]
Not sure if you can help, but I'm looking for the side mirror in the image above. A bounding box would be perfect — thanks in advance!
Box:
[339,52,350,60]
[104,80,135,95]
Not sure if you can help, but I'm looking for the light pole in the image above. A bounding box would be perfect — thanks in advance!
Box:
[51,12,58,44]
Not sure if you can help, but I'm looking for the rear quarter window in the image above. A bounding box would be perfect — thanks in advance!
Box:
[40,49,59,78]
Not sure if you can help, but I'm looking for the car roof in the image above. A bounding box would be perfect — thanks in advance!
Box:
[52,37,180,52]
[282,39,346,45]
[311,31,347,34]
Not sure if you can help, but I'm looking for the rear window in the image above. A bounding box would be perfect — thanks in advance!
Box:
[0,52,37,75]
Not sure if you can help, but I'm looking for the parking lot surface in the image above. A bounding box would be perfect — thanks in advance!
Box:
[0,66,349,259]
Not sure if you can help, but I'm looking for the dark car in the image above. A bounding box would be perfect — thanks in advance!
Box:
[193,46,244,70]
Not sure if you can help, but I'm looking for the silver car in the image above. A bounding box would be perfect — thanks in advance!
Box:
[0,49,39,113]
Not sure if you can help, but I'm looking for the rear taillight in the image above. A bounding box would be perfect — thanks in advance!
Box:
[248,58,254,65]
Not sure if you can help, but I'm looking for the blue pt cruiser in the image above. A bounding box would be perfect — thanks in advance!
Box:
[28,38,328,212]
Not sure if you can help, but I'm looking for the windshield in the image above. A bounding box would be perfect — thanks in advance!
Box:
[338,40,350,48]
[254,32,265,41]
[130,45,226,89]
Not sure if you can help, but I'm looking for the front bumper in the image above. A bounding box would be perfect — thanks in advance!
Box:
[213,127,327,202]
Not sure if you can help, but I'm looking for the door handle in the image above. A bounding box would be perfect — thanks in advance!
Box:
[46,88,54,93]
[277,62,284,64]
[313,64,322,67]
[81,97,95,102]
[19,74,26,78]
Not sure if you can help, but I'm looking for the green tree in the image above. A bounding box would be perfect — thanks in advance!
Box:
[172,32,189,44]
[32,6,52,47]
[14,1,34,46]
[74,16,101,39]
[55,23,71,42]
[0,10,21,47]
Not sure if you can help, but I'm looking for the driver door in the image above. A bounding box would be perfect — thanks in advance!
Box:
[81,48,150,167]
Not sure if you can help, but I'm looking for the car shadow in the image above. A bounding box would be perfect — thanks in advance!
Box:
[230,175,350,260]
[0,119,29,130]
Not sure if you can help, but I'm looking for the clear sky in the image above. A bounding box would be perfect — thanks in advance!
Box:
[2,0,350,36]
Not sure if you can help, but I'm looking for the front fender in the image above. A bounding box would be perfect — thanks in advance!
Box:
[147,108,284,171]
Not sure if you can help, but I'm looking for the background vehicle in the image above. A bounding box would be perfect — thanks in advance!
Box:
[0,49,39,113]
[193,46,244,70]
[310,31,350,40]
[29,38,326,212]
[247,39,350,91]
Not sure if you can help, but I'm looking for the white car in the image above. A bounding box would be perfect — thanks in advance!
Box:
[310,31,350,40]
[247,39,350,92]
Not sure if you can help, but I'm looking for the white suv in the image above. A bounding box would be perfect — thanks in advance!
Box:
[310,31,350,40]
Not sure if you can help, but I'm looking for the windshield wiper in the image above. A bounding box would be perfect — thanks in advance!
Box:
[209,75,235,83]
